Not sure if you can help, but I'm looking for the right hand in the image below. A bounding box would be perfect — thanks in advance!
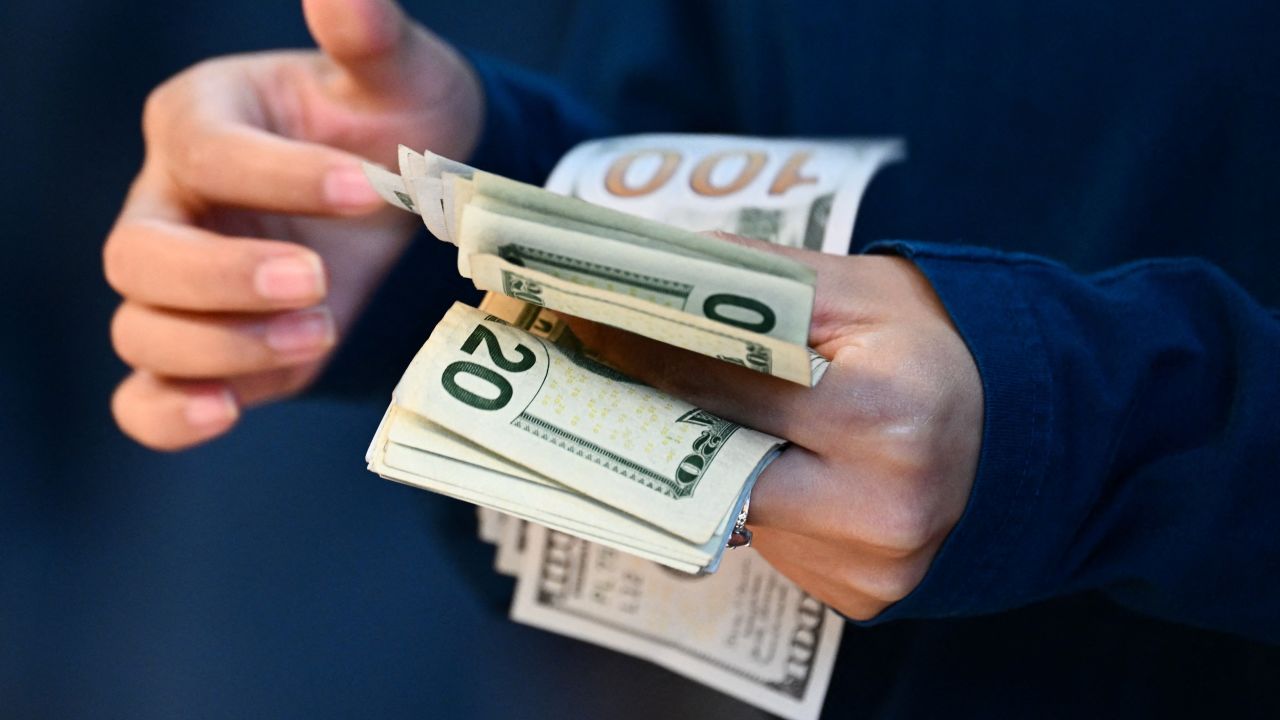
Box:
[563,237,983,621]
[104,0,482,450]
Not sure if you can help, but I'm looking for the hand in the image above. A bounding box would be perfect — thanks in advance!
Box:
[103,0,481,450]
[568,238,984,620]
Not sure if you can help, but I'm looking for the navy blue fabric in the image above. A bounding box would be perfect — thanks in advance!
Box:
[862,242,1280,645]
[325,0,1280,714]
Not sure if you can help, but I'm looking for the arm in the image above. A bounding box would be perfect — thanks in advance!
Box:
[865,241,1280,643]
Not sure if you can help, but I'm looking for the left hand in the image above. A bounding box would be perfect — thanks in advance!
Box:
[567,237,983,620]
[103,0,484,450]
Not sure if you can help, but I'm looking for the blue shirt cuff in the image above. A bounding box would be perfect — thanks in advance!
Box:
[857,240,1056,622]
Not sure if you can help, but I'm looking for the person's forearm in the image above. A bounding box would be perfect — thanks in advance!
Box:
[864,241,1280,644]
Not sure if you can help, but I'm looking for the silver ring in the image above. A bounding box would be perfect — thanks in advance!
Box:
[728,495,752,549]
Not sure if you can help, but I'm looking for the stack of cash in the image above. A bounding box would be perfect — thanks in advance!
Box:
[364,147,824,386]
[486,516,844,720]
[364,134,902,719]
[366,293,782,572]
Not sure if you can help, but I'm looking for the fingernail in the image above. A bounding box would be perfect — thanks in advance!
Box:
[325,166,381,209]
[265,308,336,356]
[185,389,238,428]
[255,254,326,301]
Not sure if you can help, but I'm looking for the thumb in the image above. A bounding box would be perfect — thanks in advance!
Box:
[303,0,454,97]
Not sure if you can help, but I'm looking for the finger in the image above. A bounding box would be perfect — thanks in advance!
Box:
[553,232,850,442]
[701,231,937,345]
[701,230,818,264]
[743,445,833,531]
[748,445,947,560]
[303,0,462,99]
[754,525,928,606]
[566,318,840,448]
[751,540,896,621]
[562,236,934,445]
[112,371,240,451]
[105,217,327,312]
[111,303,336,378]
[159,121,384,216]
[304,0,408,92]
[226,363,324,407]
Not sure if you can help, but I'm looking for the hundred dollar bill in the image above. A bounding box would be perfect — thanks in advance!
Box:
[476,506,507,545]
[493,512,527,577]
[512,524,843,720]
[546,133,902,254]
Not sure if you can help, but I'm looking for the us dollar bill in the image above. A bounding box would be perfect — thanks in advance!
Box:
[512,523,843,720]
[368,295,773,573]
[366,134,900,718]
[365,147,821,384]
[545,134,902,254]
[493,511,527,577]
[476,506,507,545]
[393,302,782,545]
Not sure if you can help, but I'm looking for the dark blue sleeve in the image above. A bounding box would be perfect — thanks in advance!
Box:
[861,241,1280,645]
[463,51,615,183]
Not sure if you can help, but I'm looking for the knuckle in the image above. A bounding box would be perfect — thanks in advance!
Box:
[109,304,145,367]
[101,228,127,295]
[220,329,270,369]
[199,324,281,377]
[894,449,937,494]
[850,562,926,605]
[172,328,251,377]
[110,381,175,452]
[850,350,942,425]
[211,244,268,298]
[832,593,888,623]
[887,373,938,422]
[109,382,145,441]
[109,379,132,425]
[174,134,218,184]
[229,366,313,407]
[870,495,937,555]
[141,78,181,140]
[141,59,212,140]
[140,89,165,137]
